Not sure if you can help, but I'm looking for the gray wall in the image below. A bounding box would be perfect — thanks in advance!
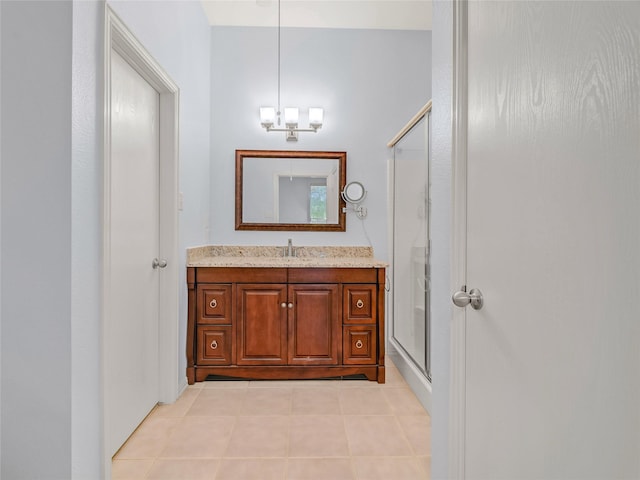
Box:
[210,26,431,259]
[1,0,212,477]
[1,2,73,477]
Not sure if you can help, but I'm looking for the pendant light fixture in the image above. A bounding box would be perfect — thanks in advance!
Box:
[259,0,323,142]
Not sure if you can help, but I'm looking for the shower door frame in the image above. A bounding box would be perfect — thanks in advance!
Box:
[387,101,432,414]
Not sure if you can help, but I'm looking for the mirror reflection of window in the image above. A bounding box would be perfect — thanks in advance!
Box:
[278,176,327,223]
[309,184,327,223]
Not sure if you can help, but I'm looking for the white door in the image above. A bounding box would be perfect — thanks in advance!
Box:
[457,2,640,478]
[107,49,161,456]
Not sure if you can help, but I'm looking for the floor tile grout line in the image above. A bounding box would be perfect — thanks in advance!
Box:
[391,412,421,458]
[142,457,159,479]
[139,454,428,460]
[215,414,238,476]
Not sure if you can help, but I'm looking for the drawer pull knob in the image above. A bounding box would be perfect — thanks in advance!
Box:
[288,302,294,309]
[210,340,218,349]
[355,340,364,349]
[356,299,364,309]
[209,299,218,308]
[281,302,287,308]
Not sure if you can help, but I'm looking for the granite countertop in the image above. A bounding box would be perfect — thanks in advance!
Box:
[186,245,387,268]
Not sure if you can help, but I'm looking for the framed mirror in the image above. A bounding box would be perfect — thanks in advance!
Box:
[235,149,347,231]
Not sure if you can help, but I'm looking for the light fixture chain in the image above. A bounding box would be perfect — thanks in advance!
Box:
[277,0,281,125]
[258,0,323,141]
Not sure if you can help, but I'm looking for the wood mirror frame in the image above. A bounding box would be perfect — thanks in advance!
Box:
[235,149,347,231]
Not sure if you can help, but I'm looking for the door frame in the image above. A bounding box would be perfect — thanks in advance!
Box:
[102,3,180,468]
[449,0,468,478]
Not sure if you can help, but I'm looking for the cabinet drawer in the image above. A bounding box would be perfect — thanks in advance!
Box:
[197,284,232,324]
[343,326,376,365]
[343,285,377,324]
[197,326,232,365]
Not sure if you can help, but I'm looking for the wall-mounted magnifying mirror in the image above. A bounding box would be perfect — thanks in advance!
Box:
[342,181,367,204]
[341,181,368,219]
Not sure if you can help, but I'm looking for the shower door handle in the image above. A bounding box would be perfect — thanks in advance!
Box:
[452,288,484,310]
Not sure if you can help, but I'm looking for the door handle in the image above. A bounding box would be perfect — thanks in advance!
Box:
[452,288,483,310]
[152,258,168,269]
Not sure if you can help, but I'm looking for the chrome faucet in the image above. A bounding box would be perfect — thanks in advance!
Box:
[285,238,296,257]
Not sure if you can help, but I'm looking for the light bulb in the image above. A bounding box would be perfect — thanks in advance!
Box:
[309,107,323,129]
[260,107,276,128]
[284,107,299,128]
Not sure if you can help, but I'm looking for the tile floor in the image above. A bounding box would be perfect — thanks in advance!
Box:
[112,360,431,480]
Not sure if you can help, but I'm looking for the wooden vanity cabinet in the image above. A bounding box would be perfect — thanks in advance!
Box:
[186,266,385,384]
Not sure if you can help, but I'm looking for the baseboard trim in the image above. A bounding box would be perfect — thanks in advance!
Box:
[388,339,432,414]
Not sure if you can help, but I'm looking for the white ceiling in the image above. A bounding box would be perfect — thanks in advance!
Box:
[200,0,431,30]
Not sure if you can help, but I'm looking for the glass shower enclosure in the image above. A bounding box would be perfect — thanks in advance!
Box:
[388,103,431,410]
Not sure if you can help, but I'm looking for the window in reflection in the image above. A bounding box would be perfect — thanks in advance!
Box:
[309,184,327,223]
[277,176,329,224]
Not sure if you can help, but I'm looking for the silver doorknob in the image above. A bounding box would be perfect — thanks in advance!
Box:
[452,288,483,310]
[152,258,168,269]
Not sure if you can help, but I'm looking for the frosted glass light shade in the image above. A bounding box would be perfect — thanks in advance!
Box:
[260,107,276,127]
[284,107,299,127]
[309,107,324,129]
[260,105,324,139]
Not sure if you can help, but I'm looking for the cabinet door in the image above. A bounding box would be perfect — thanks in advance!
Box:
[237,284,287,365]
[288,284,341,365]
